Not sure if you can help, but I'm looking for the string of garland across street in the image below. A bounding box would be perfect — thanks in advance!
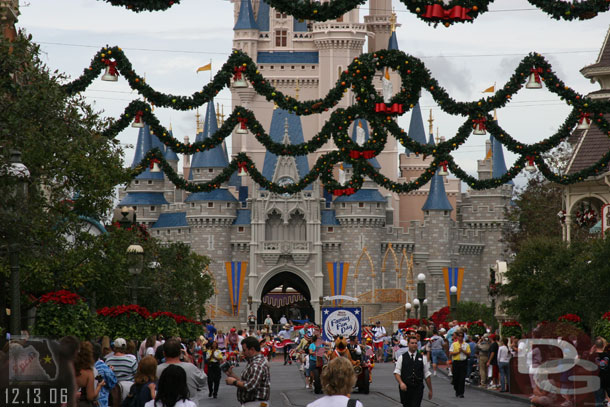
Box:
[97,0,610,27]
[67,46,610,196]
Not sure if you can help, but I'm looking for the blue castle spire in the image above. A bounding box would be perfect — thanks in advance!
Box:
[131,124,164,180]
[491,135,513,185]
[422,172,453,211]
[234,0,258,30]
[428,132,435,146]
[190,100,229,176]
[164,128,179,162]
[388,31,399,51]
[256,0,270,31]
[406,102,428,155]
[262,108,311,188]
[344,119,381,169]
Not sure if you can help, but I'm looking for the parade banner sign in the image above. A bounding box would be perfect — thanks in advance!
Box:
[322,307,361,342]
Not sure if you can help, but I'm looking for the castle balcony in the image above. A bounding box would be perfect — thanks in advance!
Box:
[311,22,367,34]
[259,241,311,266]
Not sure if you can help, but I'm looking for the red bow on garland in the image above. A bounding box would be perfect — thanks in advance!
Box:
[237,161,248,173]
[439,161,449,172]
[333,188,355,196]
[237,117,248,129]
[472,118,487,131]
[134,110,144,124]
[349,150,376,159]
[234,66,247,80]
[374,103,404,114]
[530,67,544,84]
[149,158,160,169]
[526,156,535,167]
[423,4,473,21]
[103,59,119,76]
[579,112,591,125]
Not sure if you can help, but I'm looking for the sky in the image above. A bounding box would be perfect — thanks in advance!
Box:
[15,0,610,187]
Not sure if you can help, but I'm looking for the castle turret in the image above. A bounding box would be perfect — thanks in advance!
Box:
[405,103,428,155]
[189,100,229,183]
[364,0,393,53]
[233,0,259,57]
[422,172,453,213]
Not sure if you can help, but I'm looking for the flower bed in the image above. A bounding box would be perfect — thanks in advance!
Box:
[430,306,450,328]
[398,318,428,330]
[501,320,523,339]
[97,304,151,340]
[593,311,610,341]
[33,290,101,339]
[467,321,486,337]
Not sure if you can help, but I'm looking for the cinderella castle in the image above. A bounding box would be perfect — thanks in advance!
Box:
[118,0,514,329]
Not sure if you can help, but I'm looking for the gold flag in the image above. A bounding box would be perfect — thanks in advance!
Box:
[196,63,212,73]
[482,85,495,93]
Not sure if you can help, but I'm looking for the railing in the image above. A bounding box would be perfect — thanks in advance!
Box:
[312,22,367,32]
[262,241,310,252]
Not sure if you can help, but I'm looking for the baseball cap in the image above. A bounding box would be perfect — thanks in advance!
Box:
[399,339,408,347]
[439,328,446,333]
[114,338,126,348]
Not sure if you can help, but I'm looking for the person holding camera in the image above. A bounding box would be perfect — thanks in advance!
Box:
[225,336,270,407]
[157,339,207,402]
[206,341,223,399]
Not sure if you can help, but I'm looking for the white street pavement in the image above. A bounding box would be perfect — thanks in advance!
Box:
[196,360,528,407]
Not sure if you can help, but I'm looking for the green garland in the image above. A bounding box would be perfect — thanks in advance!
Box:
[68,46,610,195]
[97,0,610,26]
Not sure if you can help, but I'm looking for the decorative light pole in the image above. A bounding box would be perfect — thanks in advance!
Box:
[405,302,412,319]
[127,244,144,304]
[450,285,458,313]
[413,298,420,320]
[6,150,29,335]
[417,273,427,319]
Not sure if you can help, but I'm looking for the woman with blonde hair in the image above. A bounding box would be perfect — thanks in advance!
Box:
[306,357,363,407]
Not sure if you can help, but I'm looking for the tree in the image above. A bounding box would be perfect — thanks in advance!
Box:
[0,33,130,328]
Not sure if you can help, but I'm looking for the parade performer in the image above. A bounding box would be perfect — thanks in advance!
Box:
[450,331,470,398]
[394,336,433,407]
[205,341,223,399]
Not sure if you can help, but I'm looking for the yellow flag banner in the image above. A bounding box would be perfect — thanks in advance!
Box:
[197,63,212,73]
[482,85,495,93]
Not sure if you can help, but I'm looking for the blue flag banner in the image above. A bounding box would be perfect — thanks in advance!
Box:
[322,307,362,342]
[226,261,247,316]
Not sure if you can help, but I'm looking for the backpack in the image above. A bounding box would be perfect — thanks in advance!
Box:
[121,383,144,407]
[347,399,359,407]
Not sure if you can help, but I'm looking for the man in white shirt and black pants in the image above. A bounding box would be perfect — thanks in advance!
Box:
[394,336,433,407]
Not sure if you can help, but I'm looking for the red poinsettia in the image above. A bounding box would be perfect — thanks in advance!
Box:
[558,313,581,324]
[502,320,521,328]
[97,304,150,319]
[39,290,82,305]
[601,312,610,321]
[430,306,451,327]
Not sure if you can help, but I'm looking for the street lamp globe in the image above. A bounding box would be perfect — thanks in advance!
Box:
[423,299,428,305]
[413,298,420,307]
[405,302,412,310]
[450,285,457,293]
[417,273,426,281]
[127,244,144,275]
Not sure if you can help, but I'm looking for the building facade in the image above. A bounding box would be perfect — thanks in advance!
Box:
[118,0,513,326]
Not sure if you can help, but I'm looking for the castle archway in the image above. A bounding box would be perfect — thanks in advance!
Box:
[256,268,316,326]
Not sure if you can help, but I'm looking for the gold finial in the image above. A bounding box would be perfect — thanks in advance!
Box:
[390,9,397,32]
[196,109,203,133]
[169,122,173,131]
[493,108,498,121]
[295,78,300,101]
[436,127,441,145]
[428,109,434,137]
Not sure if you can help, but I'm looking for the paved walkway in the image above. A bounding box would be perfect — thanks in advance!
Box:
[196,360,529,407]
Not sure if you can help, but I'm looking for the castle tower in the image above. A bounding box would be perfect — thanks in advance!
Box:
[233,0,259,57]
[189,100,229,183]
[164,126,181,203]
[118,125,169,227]
[364,0,392,53]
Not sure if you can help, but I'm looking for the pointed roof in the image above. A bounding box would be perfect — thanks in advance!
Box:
[256,0,270,31]
[388,31,399,51]
[119,192,169,206]
[406,102,428,155]
[491,135,513,185]
[234,0,258,30]
[131,124,164,180]
[335,189,386,203]
[428,133,435,146]
[262,108,311,188]
[581,26,610,72]
[190,100,229,169]
[344,119,381,169]
[164,130,179,162]
[422,172,453,211]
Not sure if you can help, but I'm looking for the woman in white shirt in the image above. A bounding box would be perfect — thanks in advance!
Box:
[497,337,511,393]
[145,365,196,407]
[306,357,363,407]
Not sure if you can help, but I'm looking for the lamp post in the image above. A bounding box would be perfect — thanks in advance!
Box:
[6,150,29,335]
[127,244,144,304]
[417,273,426,319]
[413,298,420,320]
[405,302,412,319]
[450,285,458,313]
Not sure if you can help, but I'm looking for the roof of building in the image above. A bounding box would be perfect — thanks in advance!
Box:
[491,136,513,185]
[422,172,453,211]
[119,192,169,206]
[185,189,238,202]
[567,116,610,174]
[343,119,381,169]
[321,209,339,225]
[262,108,311,189]
[163,130,180,161]
[335,189,386,203]
[190,100,229,169]
[406,102,428,154]
[581,26,610,71]
[256,0,270,31]
[257,52,319,64]
[234,0,258,30]
[152,212,188,229]
[233,209,251,225]
[131,125,165,180]
[428,133,435,146]
[388,31,399,51]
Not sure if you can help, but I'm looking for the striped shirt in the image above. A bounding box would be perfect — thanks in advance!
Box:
[105,354,137,381]
[237,354,270,403]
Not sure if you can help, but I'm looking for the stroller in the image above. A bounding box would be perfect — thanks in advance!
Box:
[468,358,480,385]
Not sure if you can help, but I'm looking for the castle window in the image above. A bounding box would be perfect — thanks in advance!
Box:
[238,226,245,233]
[226,202,231,208]
[358,202,364,208]
[150,206,156,212]
[291,66,295,70]
[376,203,380,208]
[191,203,195,208]
[208,168,214,173]
[156,231,160,235]
[301,66,305,70]
[275,30,287,47]
[327,227,334,233]
[341,203,346,208]
[134,180,139,185]
[207,202,214,208]
[167,230,170,235]
[260,65,264,69]
[280,65,285,70]
[312,66,315,69]
[196,169,200,173]
[275,11,287,19]
[270,65,274,69]
[445,211,449,216]
[147,180,153,185]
